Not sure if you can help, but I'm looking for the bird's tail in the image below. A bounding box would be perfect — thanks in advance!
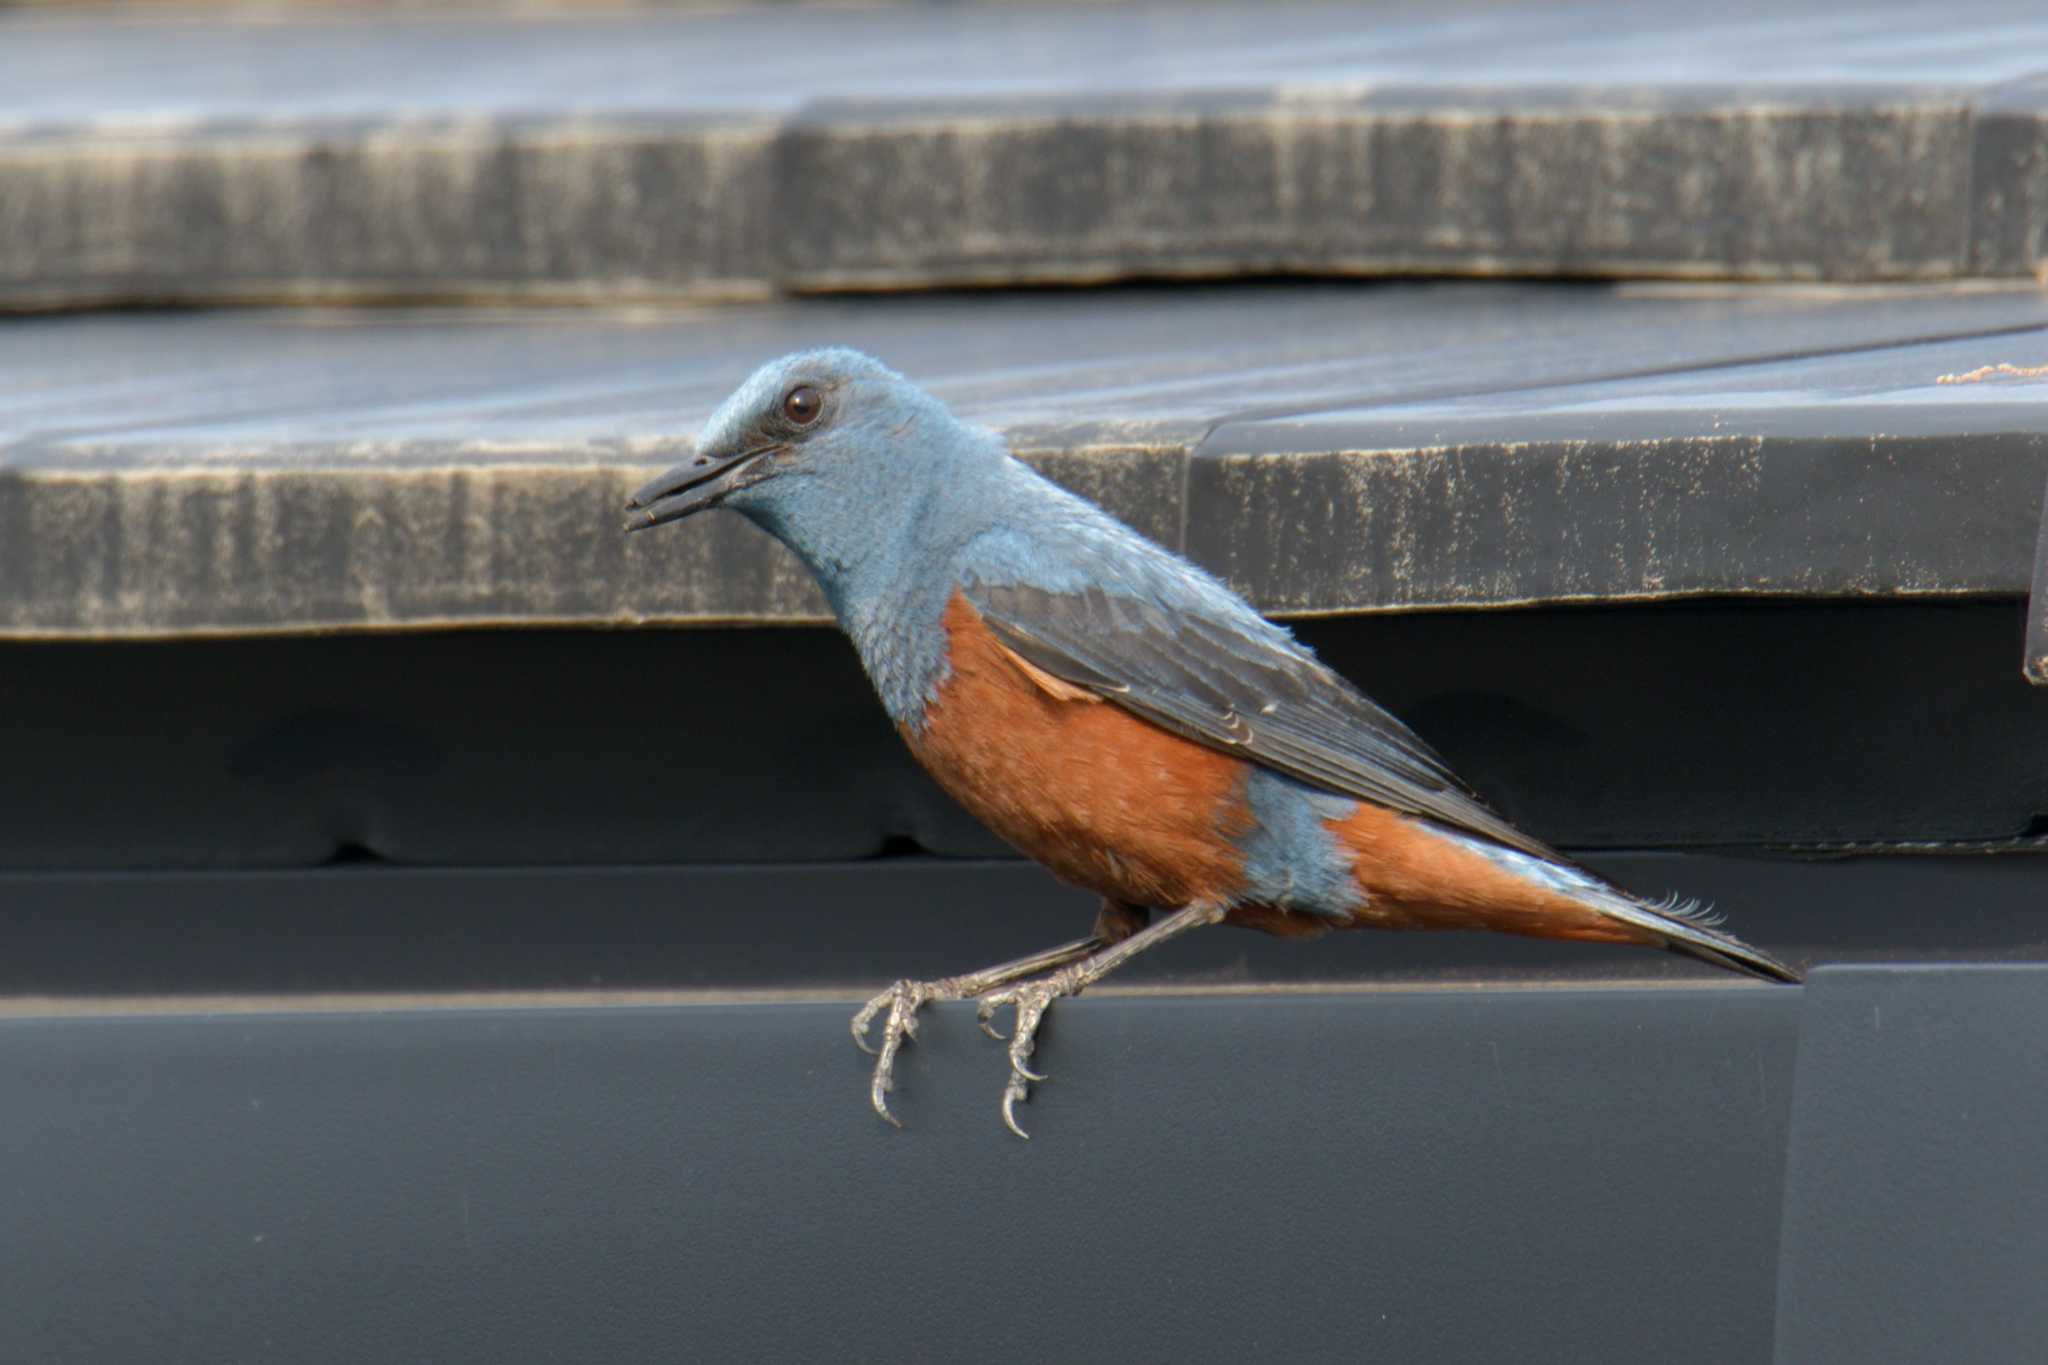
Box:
[1570,882,1803,984]
[1424,823,1803,984]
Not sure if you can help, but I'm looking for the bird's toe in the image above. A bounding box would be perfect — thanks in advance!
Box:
[976,978,1071,1139]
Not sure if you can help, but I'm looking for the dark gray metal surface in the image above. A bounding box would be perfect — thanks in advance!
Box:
[1774,966,2048,1365]
[1,850,2045,998]
[0,986,1800,1363]
[3,2,2048,305]
[5,283,2047,637]
[1,603,2043,868]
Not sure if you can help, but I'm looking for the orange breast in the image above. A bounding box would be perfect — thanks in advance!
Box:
[903,591,1252,909]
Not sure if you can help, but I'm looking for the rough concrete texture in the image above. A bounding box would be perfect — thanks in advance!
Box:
[1191,433,2048,614]
[2,3,2047,302]
[1971,79,2048,280]
[4,281,2048,639]
[0,120,779,308]
[0,452,1187,636]
[777,94,1976,289]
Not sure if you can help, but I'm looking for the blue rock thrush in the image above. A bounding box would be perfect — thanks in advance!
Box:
[626,349,1801,1137]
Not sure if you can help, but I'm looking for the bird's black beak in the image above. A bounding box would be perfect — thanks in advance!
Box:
[623,443,783,532]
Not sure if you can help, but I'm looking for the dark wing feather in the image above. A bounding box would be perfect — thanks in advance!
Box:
[965,580,1559,862]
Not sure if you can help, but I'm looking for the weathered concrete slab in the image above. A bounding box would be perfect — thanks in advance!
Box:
[4,281,2048,638]
[2,3,2047,303]
[1194,320,2048,612]
[1971,77,2048,279]
[777,89,1976,290]
[0,117,780,309]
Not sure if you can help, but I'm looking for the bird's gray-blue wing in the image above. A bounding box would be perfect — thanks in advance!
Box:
[962,578,1558,862]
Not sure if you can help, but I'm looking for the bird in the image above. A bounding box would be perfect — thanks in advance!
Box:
[625,348,1802,1137]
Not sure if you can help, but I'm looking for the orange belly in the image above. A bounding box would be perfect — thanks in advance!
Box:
[903,592,1253,910]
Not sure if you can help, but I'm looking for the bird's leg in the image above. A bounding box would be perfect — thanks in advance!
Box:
[977,900,1228,1138]
[851,935,1102,1127]
[1092,898,1150,942]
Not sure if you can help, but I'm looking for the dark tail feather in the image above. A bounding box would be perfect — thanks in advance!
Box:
[1573,883,1803,984]
[1655,924,1803,984]
[1421,821,1803,983]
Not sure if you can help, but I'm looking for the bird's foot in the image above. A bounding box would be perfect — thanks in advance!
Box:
[848,935,1103,1130]
[851,977,962,1128]
[976,973,1077,1139]
[973,902,1227,1138]
[850,906,1222,1137]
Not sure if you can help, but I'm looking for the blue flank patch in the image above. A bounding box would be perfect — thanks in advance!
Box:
[1234,768,1364,920]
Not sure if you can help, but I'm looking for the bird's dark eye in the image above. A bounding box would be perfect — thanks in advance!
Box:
[782,384,823,426]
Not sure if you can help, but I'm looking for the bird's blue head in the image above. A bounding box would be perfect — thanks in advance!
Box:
[625,348,1006,600]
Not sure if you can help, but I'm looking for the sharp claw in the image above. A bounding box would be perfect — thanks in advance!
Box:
[983,982,1065,1137]
[1008,1016,1048,1082]
[868,1011,908,1129]
[853,980,951,1130]
[855,957,1092,1137]
[871,1084,904,1129]
[1001,1084,1032,1140]
[851,1011,881,1056]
